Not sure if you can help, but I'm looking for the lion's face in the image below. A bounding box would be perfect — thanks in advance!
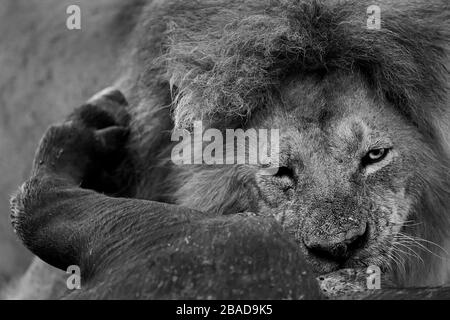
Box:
[252,72,427,274]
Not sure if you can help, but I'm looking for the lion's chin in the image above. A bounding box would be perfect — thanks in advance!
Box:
[307,256,342,274]
[307,253,375,275]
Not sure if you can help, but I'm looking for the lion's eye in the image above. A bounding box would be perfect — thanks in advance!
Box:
[362,148,389,166]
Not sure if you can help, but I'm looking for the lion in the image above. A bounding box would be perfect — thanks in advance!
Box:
[2,0,450,299]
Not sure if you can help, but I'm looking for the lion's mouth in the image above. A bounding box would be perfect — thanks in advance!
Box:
[303,223,371,273]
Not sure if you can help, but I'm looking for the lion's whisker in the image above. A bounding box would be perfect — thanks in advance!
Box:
[396,233,449,259]
[389,249,406,274]
[397,232,449,254]
[393,242,425,264]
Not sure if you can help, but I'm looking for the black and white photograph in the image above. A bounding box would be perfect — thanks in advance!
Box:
[0,0,449,305]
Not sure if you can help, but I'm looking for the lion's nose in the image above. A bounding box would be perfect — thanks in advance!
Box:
[304,224,368,261]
